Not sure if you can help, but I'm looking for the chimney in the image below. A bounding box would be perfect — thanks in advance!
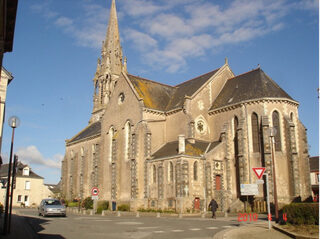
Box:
[178,135,185,154]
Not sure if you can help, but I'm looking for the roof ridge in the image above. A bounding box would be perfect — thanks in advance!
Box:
[175,67,220,87]
[228,67,261,81]
[127,74,175,89]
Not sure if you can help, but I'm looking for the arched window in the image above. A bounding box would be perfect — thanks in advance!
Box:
[290,112,294,121]
[272,111,282,151]
[108,127,114,163]
[193,161,198,181]
[124,121,131,162]
[169,162,173,182]
[251,113,260,152]
[233,116,240,198]
[153,165,157,183]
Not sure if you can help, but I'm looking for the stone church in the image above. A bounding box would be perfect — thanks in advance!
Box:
[61,0,312,212]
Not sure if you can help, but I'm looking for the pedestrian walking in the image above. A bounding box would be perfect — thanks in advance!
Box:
[208,198,218,219]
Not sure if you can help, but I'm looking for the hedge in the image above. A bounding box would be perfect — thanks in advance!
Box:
[82,197,93,210]
[117,204,130,211]
[283,203,318,225]
[96,201,109,214]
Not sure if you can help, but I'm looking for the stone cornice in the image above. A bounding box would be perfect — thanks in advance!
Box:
[209,98,299,115]
[66,133,101,147]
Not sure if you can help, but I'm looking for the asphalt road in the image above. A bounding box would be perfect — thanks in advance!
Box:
[17,209,244,239]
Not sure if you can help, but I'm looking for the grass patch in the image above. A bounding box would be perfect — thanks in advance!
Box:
[280,224,319,237]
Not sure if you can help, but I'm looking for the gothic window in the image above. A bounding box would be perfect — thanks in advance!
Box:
[108,127,114,163]
[153,165,157,183]
[272,111,282,151]
[215,175,221,190]
[100,82,104,104]
[169,162,174,183]
[290,112,294,121]
[193,161,198,181]
[94,81,98,95]
[233,116,240,198]
[124,121,131,162]
[118,93,125,105]
[251,112,260,152]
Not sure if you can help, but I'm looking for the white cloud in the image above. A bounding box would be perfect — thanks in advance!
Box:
[30,0,317,72]
[16,145,62,169]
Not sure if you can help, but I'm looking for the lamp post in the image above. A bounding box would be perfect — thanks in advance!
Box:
[268,127,279,223]
[2,116,20,235]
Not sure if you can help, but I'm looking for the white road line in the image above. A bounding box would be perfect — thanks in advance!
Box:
[137,227,159,230]
[206,227,218,230]
[189,228,201,231]
[94,219,112,222]
[116,222,143,225]
[223,226,232,228]
[154,231,164,233]
[172,230,184,232]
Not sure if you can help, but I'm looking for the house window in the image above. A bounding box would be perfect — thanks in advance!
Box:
[25,181,30,190]
[17,195,22,202]
[251,113,260,152]
[272,111,282,151]
[24,195,28,202]
[193,161,198,181]
[23,168,29,176]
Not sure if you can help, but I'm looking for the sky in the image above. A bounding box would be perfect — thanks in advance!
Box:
[1,0,318,184]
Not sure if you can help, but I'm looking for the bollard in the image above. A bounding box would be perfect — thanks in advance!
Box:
[224,212,228,218]
[156,212,160,218]
[83,210,86,215]
[102,210,106,216]
[201,212,205,218]
[136,212,140,218]
[90,210,94,215]
[179,213,182,218]
[117,211,121,217]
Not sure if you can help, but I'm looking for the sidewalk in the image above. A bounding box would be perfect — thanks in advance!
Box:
[0,212,39,239]
[213,222,291,239]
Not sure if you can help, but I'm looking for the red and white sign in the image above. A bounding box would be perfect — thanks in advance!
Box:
[252,167,266,179]
[91,187,99,196]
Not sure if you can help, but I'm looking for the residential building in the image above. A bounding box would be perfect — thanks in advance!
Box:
[0,162,53,207]
[309,156,319,202]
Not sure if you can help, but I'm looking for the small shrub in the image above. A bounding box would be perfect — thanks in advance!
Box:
[68,201,79,207]
[283,203,319,225]
[117,204,130,211]
[96,201,109,214]
[82,197,93,210]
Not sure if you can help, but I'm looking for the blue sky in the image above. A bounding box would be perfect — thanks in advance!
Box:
[1,0,318,184]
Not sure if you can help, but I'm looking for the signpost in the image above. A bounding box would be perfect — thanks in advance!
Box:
[252,167,271,230]
[91,187,99,213]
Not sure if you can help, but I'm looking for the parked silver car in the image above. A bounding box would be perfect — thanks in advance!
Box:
[38,199,66,217]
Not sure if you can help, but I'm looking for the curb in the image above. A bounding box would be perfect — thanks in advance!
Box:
[272,224,318,239]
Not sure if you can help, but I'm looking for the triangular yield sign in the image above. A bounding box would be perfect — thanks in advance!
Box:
[252,167,266,179]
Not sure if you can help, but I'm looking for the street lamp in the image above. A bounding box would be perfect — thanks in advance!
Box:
[3,116,20,235]
[268,127,279,223]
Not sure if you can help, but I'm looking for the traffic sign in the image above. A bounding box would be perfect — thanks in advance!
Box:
[91,187,99,196]
[256,180,264,184]
[240,184,259,196]
[252,167,266,179]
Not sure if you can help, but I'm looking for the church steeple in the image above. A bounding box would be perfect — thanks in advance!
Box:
[101,0,122,76]
[91,0,125,123]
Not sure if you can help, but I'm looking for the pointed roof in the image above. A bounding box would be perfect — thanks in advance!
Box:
[210,68,295,110]
[0,162,43,179]
[101,0,122,75]
[166,68,220,110]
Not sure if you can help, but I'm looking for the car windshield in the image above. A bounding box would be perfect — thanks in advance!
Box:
[45,200,61,206]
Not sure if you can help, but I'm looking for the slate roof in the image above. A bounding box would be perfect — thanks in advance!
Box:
[68,121,101,144]
[166,69,220,110]
[128,74,176,111]
[152,139,220,159]
[309,156,319,172]
[210,68,294,110]
[127,68,220,112]
[0,162,43,179]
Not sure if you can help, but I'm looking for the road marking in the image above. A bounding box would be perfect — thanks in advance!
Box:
[116,222,143,225]
[94,219,112,222]
[223,226,232,228]
[189,228,201,231]
[137,227,159,230]
[206,227,218,229]
[172,229,184,232]
[154,231,164,233]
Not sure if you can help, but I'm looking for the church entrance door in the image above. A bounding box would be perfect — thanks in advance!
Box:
[194,197,200,210]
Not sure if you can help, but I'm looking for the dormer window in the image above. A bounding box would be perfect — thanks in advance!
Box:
[23,167,30,176]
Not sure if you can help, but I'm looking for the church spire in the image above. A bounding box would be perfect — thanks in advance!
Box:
[101,0,122,76]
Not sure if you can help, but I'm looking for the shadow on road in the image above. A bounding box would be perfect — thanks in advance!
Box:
[21,215,66,239]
